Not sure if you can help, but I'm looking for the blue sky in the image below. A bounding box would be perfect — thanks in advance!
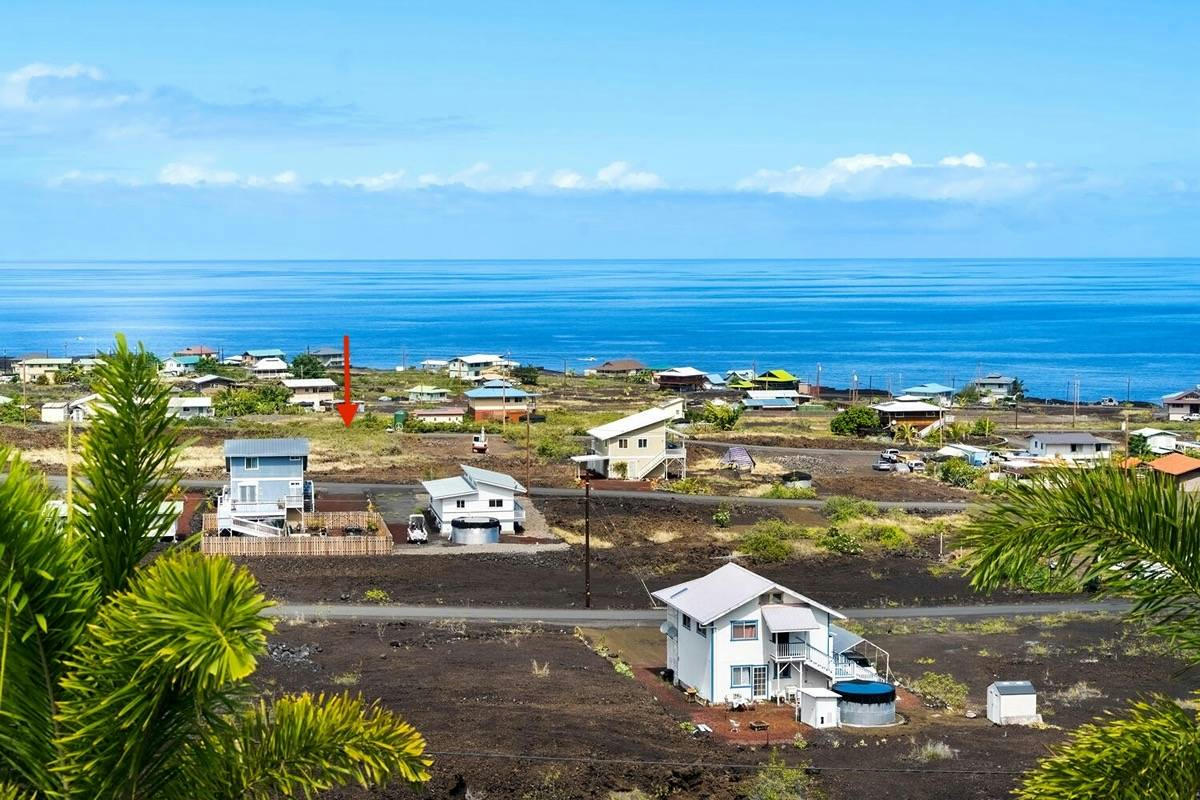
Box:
[2,1,1197,257]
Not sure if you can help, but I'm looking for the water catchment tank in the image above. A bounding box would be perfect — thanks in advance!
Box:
[450,516,501,545]
[832,680,897,726]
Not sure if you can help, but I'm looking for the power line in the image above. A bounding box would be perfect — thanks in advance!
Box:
[425,748,1025,776]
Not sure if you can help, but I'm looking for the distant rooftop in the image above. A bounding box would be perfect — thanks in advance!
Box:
[224,438,310,458]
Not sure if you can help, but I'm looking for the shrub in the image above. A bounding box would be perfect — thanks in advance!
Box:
[910,740,956,762]
[613,660,634,678]
[822,495,878,522]
[666,477,713,495]
[746,752,817,800]
[739,529,792,562]
[762,484,817,500]
[698,402,742,430]
[712,503,732,528]
[749,519,810,540]
[534,430,580,460]
[969,417,996,437]
[936,458,983,488]
[909,672,968,710]
[830,405,880,436]
[819,526,863,555]
[511,365,541,385]
[362,588,391,604]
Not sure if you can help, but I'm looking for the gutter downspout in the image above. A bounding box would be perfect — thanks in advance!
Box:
[709,623,715,703]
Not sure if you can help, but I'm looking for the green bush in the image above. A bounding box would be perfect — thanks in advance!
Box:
[749,519,810,540]
[909,672,968,710]
[830,405,880,436]
[665,477,713,495]
[746,752,817,800]
[969,417,995,437]
[819,526,863,555]
[762,484,817,500]
[362,588,391,604]
[534,430,580,460]
[822,495,878,522]
[739,530,792,562]
[936,458,983,488]
[697,402,742,431]
[712,503,732,528]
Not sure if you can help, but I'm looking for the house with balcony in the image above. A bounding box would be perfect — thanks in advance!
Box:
[240,349,286,366]
[307,347,345,369]
[871,399,949,438]
[447,354,515,381]
[653,366,711,392]
[571,398,687,481]
[282,377,338,410]
[971,373,1016,402]
[15,356,73,383]
[216,438,314,537]
[250,357,290,380]
[653,564,890,715]
[421,464,526,534]
[464,381,537,422]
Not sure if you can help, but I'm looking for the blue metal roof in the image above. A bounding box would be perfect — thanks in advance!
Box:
[223,438,310,458]
[903,382,954,395]
[465,387,535,399]
[244,349,285,358]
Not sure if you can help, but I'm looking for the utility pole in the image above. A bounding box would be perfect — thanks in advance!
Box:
[563,358,568,387]
[525,400,532,492]
[584,480,592,609]
[815,363,822,402]
[65,414,73,523]
[1126,377,1131,405]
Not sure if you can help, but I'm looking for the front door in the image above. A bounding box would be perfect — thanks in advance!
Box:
[751,666,768,698]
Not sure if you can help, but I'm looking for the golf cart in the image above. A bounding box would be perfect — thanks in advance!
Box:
[407,513,429,544]
[472,428,488,454]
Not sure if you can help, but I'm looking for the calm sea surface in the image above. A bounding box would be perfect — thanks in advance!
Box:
[1,259,1196,401]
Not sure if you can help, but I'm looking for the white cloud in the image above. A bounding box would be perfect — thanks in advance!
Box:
[332,170,406,191]
[1,63,112,109]
[593,161,665,190]
[46,169,141,187]
[550,169,585,189]
[156,162,298,189]
[738,151,1044,201]
[939,152,987,168]
[410,161,663,192]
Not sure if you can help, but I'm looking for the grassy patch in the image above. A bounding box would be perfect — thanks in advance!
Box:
[760,484,818,500]
[822,495,879,522]
[908,672,968,711]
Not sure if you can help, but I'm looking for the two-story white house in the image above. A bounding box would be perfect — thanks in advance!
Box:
[282,377,338,410]
[971,373,1016,403]
[421,464,526,535]
[1163,387,1200,421]
[1025,432,1114,461]
[653,564,889,723]
[571,398,687,480]
[216,438,315,537]
[250,357,290,380]
[447,354,515,382]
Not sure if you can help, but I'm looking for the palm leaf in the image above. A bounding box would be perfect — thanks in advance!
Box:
[53,552,272,800]
[0,448,96,795]
[963,466,1200,662]
[1016,695,1200,799]
[71,334,187,596]
[200,693,432,799]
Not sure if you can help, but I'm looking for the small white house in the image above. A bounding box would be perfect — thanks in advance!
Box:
[160,355,202,376]
[250,357,290,380]
[1163,387,1200,421]
[447,354,514,381]
[282,378,338,410]
[410,407,466,425]
[417,358,449,372]
[1130,427,1179,455]
[421,464,527,534]
[1025,432,1114,461]
[408,385,451,403]
[40,394,102,424]
[987,681,1039,725]
[652,563,888,708]
[167,396,214,419]
[572,398,687,480]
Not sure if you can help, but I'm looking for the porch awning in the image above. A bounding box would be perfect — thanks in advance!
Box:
[761,604,820,633]
[570,454,609,463]
[831,624,864,653]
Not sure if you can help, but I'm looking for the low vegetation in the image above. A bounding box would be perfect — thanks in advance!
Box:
[935,458,984,488]
[908,672,969,710]
[761,484,818,500]
[822,495,879,522]
[829,404,880,437]
[909,740,957,762]
[664,477,714,495]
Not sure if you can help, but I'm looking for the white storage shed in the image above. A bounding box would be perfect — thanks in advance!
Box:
[798,688,840,729]
[987,681,1039,725]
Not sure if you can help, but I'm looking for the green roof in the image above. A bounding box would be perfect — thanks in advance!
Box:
[756,369,797,381]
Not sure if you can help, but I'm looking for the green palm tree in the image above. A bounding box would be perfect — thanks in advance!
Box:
[0,335,430,800]
[963,466,1200,798]
[894,423,918,446]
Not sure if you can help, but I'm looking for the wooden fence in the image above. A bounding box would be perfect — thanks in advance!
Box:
[199,510,392,556]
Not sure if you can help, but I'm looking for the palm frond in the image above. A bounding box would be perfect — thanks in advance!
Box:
[0,448,96,795]
[71,334,186,596]
[963,466,1200,662]
[1016,695,1200,799]
[0,780,38,800]
[200,693,431,800]
[53,552,272,800]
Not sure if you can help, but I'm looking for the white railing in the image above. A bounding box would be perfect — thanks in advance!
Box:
[773,642,858,679]
[229,517,285,538]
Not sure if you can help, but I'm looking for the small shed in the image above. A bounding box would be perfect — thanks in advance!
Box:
[987,681,1039,725]
[720,446,756,472]
[798,688,840,729]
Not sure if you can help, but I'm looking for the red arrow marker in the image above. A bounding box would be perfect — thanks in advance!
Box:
[335,335,358,427]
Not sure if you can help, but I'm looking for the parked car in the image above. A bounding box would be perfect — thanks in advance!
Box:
[1098,397,1119,407]
[872,459,894,472]
[907,459,926,471]
[1184,413,1200,422]
[880,448,902,462]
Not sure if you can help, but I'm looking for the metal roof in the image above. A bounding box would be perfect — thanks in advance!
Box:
[596,358,646,371]
[831,624,864,653]
[871,400,943,413]
[462,464,526,493]
[464,387,535,399]
[744,397,797,408]
[244,349,285,358]
[421,475,475,500]
[903,382,954,395]
[720,446,756,469]
[282,378,337,389]
[990,680,1035,696]
[587,405,678,441]
[223,438,310,458]
[761,604,820,633]
[251,357,289,371]
[1027,432,1114,445]
[651,563,844,626]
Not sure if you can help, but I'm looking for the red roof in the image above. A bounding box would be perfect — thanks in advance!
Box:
[1148,452,1200,477]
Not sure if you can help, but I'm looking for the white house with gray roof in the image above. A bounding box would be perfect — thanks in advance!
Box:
[571,398,687,480]
[421,464,526,535]
[652,563,888,712]
[1025,432,1114,461]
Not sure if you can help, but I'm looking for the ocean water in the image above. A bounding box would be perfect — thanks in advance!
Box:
[1,258,1197,401]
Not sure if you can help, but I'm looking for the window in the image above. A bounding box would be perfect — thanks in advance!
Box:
[730,666,752,688]
[730,620,758,641]
[1070,443,1079,453]
[488,499,504,508]
[681,614,691,630]
[637,438,648,448]
[759,592,783,605]
[455,499,466,509]
[244,457,259,470]
[617,438,629,449]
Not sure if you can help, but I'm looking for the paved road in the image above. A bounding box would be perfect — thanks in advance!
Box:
[270,599,1130,627]
[37,474,968,511]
